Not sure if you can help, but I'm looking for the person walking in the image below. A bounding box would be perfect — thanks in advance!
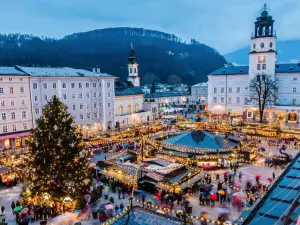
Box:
[1,205,5,214]
[11,201,15,214]
[120,202,124,211]
[272,172,276,180]
[238,172,242,182]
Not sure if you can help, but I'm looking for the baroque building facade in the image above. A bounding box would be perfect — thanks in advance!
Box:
[208,4,300,124]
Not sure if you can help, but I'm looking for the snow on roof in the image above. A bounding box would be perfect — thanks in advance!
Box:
[0,67,27,76]
[16,66,114,78]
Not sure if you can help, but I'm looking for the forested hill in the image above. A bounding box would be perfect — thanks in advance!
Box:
[0,27,226,85]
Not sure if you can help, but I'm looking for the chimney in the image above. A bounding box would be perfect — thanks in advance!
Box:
[93,68,96,73]
[97,68,101,73]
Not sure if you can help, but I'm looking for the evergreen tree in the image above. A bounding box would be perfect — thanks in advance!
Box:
[25,95,92,199]
[151,82,156,94]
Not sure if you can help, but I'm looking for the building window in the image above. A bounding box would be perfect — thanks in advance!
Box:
[80,114,83,120]
[228,88,232,93]
[93,83,96,87]
[94,113,97,118]
[292,98,296,106]
[53,83,57,89]
[35,108,39,115]
[22,111,26,119]
[11,100,14,106]
[130,68,132,73]
[63,94,67,99]
[62,83,66,88]
[237,97,240,103]
[135,104,139,113]
[33,83,38,89]
[109,112,112,116]
[79,93,82,98]
[213,87,217,93]
[11,112,16,120]
[108,103,111,108]
[12,125,16,132]
[257,64,261,70]
[107,83,111,88]
[73,105,76,110]
[79,83,82,88]
[87,113,91,119]
[258,56,266,63]
[43,83,47,89]
[94,103,97,108]
[237,87,240,93]
[94,93,96,98]
[87,104,90,109]
[3,126,7,133]
[34,96,38,102]
[9,87,14,94]
[108,93,110,97]
[9,78,12,81]
[245,87,248,91]
[244,98,248,104]
[23,123,27,130]
[221,97,224,103]
[0,100,5,107]
[294,78,297,81]
[119,106,123,116]
[221,88,224,93]
[71,83,75,88]
[21,99,25,105]
[262,64,266,70]
[86,83,89,88]
[80,104,83,109]
[228,97,232,104]
[293,88,297,93]
[99,83,101,87]
[134,68,137,73]
[20,87,24,93]
[72,94,75,99]
[44,95,48,101]
[87,93,90,98]
[0,87,3,93]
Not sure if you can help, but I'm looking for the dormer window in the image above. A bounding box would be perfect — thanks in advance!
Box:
[270,42,273,48]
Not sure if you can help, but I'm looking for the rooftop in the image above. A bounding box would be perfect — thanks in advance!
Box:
[164,130,237,149]
[145,92,186,98]
[209,63,300,76]
[0,67,27,76]
[16,66,113,78]
[192,82,208,87]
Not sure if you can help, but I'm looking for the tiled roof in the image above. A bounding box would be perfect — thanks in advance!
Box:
[209,63,300,76]
[238,152,300,225]
[0,67,27,76]
[145,92,186,98]
[115,86,144,96]
[16,66,113,78]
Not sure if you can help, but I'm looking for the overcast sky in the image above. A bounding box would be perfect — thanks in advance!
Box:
[1,0,300,53]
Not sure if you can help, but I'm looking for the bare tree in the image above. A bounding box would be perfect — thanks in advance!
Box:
[248,74,277,123]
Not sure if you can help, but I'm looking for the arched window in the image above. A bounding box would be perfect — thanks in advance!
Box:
[119,106,123,116]
[127,105,131,114]
[262,26,265,36]
[134,104,139,113]
[134,68,137,73]
[130,68,132,73]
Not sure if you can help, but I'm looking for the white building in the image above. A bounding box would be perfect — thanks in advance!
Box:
[0,67,33,149]
[17,66,116,132]
[191,82,208,102]
[114,45,152,128]
[208,4,300,123]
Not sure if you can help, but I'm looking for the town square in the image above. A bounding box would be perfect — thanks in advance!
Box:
[0,2,299,225]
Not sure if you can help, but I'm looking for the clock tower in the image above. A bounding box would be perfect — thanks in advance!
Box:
[127,43,140,87]
[249,3,277,81]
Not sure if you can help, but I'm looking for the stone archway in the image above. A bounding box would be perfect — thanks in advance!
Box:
[288,111,297,123]
[277,111,286,122]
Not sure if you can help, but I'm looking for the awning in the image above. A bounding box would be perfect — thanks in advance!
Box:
[0,131,31,141]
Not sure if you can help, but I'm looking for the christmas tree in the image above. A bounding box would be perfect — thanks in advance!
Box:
[25,95,92,199]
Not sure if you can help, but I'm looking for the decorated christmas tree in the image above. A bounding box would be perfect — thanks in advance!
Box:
[25,95,92,200]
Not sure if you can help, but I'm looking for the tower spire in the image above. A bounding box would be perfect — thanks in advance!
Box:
[129,43,136,64]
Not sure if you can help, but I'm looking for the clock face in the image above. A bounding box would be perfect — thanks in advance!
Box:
[270,42,273,48]
[253,43,256,49]
[261,42,264,48]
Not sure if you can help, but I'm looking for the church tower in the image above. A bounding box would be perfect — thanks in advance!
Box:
[249,4,277,81]
[127,43,140,87]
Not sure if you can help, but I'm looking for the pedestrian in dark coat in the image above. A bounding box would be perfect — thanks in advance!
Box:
[1,205,5,214]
